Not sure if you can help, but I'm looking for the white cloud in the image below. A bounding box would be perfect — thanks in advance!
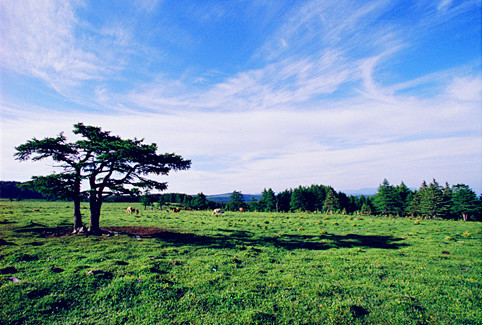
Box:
[0,0,104,89]
[447,76,482,101]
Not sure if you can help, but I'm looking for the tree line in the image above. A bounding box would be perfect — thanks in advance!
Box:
[247,180,480,221]
[372,179,481,221]
[5,177,481,222]
[135,180,481,222]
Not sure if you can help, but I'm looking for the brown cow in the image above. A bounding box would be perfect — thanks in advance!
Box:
[239,208,245,212]
[212,208,225,215]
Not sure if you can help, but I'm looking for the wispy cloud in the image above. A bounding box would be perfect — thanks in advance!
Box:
[0,1,104,90]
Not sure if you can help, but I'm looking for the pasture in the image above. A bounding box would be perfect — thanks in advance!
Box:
[0,201,481,324]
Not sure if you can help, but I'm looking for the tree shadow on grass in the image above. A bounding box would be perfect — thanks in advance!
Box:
[16,225,72,238]
[268,233,407,250]
[13,225,408,250]
[132,229,407,251]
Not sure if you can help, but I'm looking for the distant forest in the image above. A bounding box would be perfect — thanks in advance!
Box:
[1,179,481,221]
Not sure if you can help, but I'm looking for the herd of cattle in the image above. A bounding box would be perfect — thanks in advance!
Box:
[125,206,245,215]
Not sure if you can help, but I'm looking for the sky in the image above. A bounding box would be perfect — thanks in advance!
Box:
[0,0,481,195]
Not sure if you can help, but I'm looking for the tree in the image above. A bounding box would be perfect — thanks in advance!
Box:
[140,193,152,210]
[440,182,453,219]
[420,179,444,219]
[191,192,209,210]
[322,187,340,213]
[228,191,245,211]
[310,185,327,212]
[360,203,372,215]
[451,184,481,221]
[395,182,411,215]
[407,190,422,217]
[15,123,191,233]
[258,188,277,212]
[373,179,403,215]
[276,189,292,212]
[290,187,308,211]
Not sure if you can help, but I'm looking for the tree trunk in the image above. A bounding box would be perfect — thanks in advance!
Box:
[72,174,84,233]
[88,199,102,233]
[88,184,103,234]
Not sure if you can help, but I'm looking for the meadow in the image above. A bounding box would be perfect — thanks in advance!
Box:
[0,200,481,324]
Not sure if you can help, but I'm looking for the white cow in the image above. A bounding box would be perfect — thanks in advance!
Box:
[212,208,225,215]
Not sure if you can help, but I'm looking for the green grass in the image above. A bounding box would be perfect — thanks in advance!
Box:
[1,201,481,324]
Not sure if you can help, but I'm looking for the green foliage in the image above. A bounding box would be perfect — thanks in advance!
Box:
[0,201,481,324]
[419,179,445,219]
[373,179,404,215]
[191,193,209,210]
[258,188,277,212]
[139,194,152,210]
[290,186,309,211]
[323,187,340,213]
[228,191,245,211]
[451,184,481,221]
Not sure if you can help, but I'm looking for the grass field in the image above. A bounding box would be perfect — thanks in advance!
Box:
[0,200,481,324]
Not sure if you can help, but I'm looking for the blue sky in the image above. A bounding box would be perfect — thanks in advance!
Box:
[1,0,481,195]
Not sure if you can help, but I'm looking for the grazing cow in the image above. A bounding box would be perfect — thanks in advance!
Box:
[239,208,245,212]
[126,207,133,213]
[212,208,225,215]
[172,207,180,213]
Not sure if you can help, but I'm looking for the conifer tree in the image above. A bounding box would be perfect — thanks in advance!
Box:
[228,191,245,211]
[373,179,403,215]
[323,187,340,213]
[420,179,444,219]
[451,184,481,221]
[290,187,308,211]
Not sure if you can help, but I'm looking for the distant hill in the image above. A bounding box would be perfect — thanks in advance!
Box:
[206,193,261,203]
